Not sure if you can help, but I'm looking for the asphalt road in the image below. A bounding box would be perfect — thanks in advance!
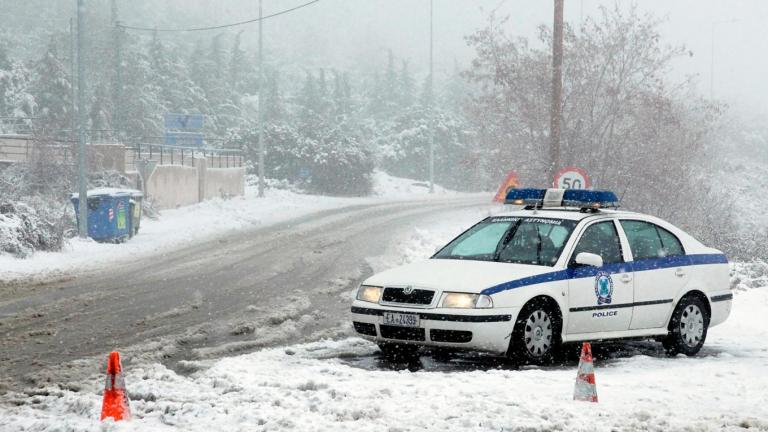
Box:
[0,197,485,394]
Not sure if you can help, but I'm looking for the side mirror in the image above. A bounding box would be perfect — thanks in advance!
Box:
[575,252,603,268]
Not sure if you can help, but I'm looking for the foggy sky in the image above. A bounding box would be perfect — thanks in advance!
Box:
[112,0,766,114]
[5,1,765,114]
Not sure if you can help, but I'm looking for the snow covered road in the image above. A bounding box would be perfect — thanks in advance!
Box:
[0,282,766,431]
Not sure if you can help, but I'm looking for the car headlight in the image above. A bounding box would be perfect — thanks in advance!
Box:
[440,292,493,309]
[356,285,383,303]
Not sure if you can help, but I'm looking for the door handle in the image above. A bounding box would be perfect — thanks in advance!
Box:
[620,274,632,283]
[675,268,686,277]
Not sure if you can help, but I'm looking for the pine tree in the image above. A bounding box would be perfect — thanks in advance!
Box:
[0,46,33,121]
[398,60,414,108]
[29,39,72,135]
[383,49,398,114]
[264,68,284,123]
[229,31,247,93]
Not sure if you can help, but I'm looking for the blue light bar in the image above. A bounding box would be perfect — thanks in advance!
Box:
[562,189,619,207]
[505,188,619,208]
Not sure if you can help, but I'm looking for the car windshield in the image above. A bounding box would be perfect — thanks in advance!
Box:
[433,216,577,266]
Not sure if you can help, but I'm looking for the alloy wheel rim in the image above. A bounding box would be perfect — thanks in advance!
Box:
[524,309,553,357]
[679,304,704,348]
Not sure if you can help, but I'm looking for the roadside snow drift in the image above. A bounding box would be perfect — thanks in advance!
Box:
[0,173,466,285]
[1,284,766,431]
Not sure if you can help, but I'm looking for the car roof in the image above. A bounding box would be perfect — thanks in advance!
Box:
[492,207,643,222]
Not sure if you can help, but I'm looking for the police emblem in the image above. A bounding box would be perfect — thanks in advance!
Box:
[594,271,614,305]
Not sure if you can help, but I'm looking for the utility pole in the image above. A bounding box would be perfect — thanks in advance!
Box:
[428,0,434,193]
[111,0,122,142]
[70,18,77,144]
[549,0,564,184]
[76,0,88,238]
[257,0,265,197]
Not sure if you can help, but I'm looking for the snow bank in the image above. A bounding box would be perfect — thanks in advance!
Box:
[371,170,456,198]
[1,284,766,431]
[0,189,357,284]
[0,201,63,258]
[0,174,465,284]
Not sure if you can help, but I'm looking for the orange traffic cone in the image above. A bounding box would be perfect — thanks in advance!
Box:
[100,351,131,421]
[573,342,598,402]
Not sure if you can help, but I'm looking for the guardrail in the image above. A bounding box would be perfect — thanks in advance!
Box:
[125,143,244,172]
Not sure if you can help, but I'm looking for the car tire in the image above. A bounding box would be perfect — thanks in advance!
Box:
[508,298,562,365]
[378,342,419,361]
[663,295,710,356]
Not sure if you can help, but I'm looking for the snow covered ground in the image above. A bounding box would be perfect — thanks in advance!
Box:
[0,172,464,285]
[1,205,766,431]
[0,277,765,431]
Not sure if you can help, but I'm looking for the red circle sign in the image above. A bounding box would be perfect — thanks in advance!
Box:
[553,166,591,189]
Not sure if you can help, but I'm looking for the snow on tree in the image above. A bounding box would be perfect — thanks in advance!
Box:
[29,39,72,135]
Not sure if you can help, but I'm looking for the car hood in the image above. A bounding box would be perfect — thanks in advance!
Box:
[364,259,553,295]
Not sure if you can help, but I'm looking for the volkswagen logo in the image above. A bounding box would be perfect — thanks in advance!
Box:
[403,286,414,295]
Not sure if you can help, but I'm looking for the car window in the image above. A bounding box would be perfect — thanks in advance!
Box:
[497,220,574,266]
[620,220,683,260]
[570,221,623,265]
[656,226,684,256]
[448,221,511,259]
[434,217,576,266]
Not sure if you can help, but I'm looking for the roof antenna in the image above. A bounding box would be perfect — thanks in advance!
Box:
[618,180,630,209]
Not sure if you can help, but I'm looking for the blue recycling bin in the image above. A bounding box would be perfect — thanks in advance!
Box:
[71,189,133,242]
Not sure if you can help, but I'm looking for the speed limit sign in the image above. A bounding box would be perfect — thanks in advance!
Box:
[553,166,591,190]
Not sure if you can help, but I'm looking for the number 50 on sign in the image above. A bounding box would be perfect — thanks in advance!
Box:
[553,166,591,190]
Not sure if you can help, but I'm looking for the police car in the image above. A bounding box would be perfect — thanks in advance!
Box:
[350,188,732,363]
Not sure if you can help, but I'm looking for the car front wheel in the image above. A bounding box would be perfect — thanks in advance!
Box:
[663,295,710,356]
[508,299,562,365]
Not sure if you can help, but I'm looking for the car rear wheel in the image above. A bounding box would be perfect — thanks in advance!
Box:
[508,299,562,365]
[663,295,709,356]
[378,342,419,361]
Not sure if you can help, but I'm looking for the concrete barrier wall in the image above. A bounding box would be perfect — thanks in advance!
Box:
[203,167,246,200]
[146,162,245,209]
[147,165,200,209]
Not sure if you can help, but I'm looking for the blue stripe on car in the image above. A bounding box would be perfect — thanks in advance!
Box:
[481,253,728,296]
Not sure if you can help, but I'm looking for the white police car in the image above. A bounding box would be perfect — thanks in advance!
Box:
[350,188,731,363]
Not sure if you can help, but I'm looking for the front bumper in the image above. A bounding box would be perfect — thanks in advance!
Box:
[350,302,519,354]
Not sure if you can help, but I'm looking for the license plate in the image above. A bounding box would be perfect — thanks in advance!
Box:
[383,312,420,327]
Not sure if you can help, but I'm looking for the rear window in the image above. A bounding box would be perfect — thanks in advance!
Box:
[620,220,684,260]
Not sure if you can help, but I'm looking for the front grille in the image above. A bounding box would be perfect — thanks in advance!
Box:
[379,325,426,341]
[430,329,473,343]
[353,322,377,336]
[382,287,435,305]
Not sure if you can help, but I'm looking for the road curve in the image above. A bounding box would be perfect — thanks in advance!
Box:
[0,196,486,393]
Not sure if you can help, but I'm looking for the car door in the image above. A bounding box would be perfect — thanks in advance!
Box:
[567,220,634,334]
[619,219,690,330]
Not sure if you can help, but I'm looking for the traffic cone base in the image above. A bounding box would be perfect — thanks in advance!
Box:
[101,351,131,421]
[574,342,598,403]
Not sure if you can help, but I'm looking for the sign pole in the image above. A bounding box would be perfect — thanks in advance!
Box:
[76,0,88,238]
[550,0,564,181]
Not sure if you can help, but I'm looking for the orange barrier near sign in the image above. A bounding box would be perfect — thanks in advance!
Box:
[492,171,520,202]
[101,351,131,421]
